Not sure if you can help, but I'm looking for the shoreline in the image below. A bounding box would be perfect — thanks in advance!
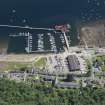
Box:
[77,19,105,47]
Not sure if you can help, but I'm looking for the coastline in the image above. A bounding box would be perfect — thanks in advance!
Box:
[77,19,105,47]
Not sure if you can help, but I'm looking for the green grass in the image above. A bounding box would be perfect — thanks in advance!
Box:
[0,57,47,71]
[101,65,105,71]
[0,62,32,71]
[86,59,92,70]
[97,55,105,61]
[34,57,47,69]
[95,55,105,71]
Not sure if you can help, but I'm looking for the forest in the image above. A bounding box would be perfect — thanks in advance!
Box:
[0,78,105,105]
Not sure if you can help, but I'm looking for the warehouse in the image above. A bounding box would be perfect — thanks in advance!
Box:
[66,55,80,71]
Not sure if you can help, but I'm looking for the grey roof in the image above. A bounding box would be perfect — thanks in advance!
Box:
[55,82,80,88]
[42,75,55,80]
[66,55,80,71]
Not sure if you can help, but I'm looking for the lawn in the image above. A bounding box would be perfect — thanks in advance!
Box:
[96,55,105,61]
[101,65,105,71]
[0,62,32,71]
[0,57,47,71]
[96,55,105,71]
[34,57,47,69]
[86,59,92,70]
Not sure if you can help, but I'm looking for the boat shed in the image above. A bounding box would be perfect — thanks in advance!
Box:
[66,55,80,71]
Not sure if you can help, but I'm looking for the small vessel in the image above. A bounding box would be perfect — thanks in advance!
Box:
[60,34,65,44]
[37,34,44,51]
[48,33,57,52]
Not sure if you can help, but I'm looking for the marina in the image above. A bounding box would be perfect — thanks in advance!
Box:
[7,29,70,54]
[0,24,72,54]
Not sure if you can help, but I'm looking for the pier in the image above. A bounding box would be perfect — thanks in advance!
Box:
[26,32,33,53]
[48,33,57,53]
[63,32,70,52]
[60,34,65,44]
[0,24,55,31]
[37,34,44,51]
[9,32,29,37]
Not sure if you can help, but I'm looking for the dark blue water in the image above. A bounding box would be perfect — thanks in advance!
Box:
[0,0,105,53]
[0,0,105,27]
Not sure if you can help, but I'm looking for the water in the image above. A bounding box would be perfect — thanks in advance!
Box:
[0,0,105,26]
[0,0,105,53]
